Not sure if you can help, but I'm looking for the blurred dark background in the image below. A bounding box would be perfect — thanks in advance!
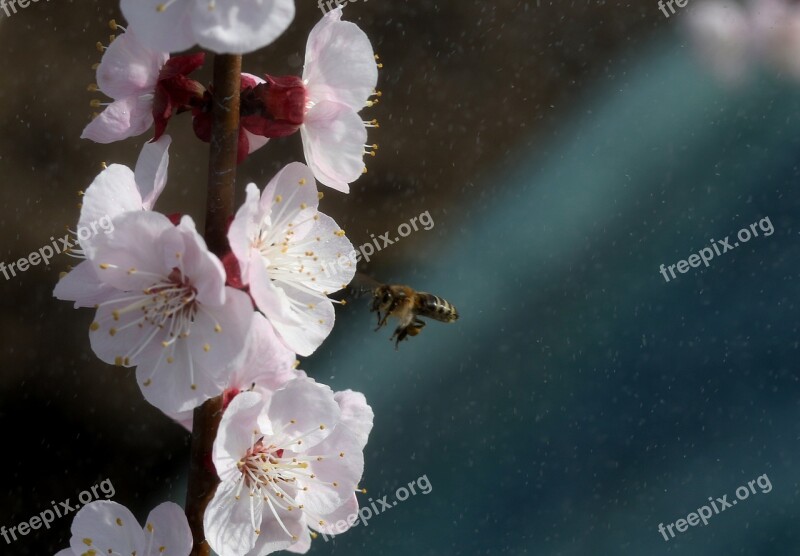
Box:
[2,0,799,555]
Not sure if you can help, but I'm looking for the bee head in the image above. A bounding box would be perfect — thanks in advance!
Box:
[371,285,393,313]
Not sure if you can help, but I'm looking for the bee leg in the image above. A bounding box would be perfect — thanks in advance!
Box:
[408,319,426,336]
[391,325,410,350]
[374,311,390,331]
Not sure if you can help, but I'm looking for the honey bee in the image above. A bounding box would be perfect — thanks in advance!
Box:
[370,283,459,349]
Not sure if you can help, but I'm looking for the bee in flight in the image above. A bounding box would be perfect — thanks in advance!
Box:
[342,274,459,348]
[347,274,458,348]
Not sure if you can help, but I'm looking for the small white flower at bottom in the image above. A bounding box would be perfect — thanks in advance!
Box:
[54,500,191,556]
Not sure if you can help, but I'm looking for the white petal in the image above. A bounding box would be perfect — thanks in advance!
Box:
[136,335,225,413]
[69,501,145,556]
[187,288,254,380]
[90,211,175,291]
[54,260,116,309]
[191,0,295,54]
[301,101,368,192]
[172,216,227,307]
[291,212,356,293]
[260,161,320,240]
[304,9,378,110]
[334,390,374,451]
[134,135,172,210]
[81,96,154,143]
[96,30,167,99]
[263,377,340,451]
[249,261,336,356]
[228,183,262,281]
[229,312,299,393]
[78,164,141,256]
[310,493,359,536]
[300,424,364,514]
[204,474,261,556]
[249,506,303,555]
[121,0,197,54]
[143,502,192,556]
[89,296,165,367]
[213,391,266,479]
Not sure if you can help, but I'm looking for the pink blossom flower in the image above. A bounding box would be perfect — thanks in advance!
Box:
[82,29,204,143]
[55,136,172,308]
[76,211,253,413]
[120,0,295,55]
[55,501,191,556]
[236,8,378,191]
[204,378,373,556]
[227,162,355,356]
[170,312,301,429]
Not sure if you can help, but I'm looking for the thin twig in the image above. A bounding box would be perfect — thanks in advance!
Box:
[185,52,242,556]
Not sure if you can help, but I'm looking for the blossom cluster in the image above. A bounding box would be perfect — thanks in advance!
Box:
[54,4,379,555]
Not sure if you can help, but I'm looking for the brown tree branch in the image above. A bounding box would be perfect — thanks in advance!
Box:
[185,52,242,556]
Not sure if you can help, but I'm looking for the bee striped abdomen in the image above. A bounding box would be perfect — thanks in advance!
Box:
[417,292,459,323]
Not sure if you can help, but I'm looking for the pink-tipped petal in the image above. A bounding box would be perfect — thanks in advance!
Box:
[96,30,167,99]
[304,8,378,110]
[81,96,154,143]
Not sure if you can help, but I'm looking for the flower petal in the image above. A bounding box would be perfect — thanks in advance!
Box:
[134,135,172,210]
[304,8,378,111]
[142,502,192,556]
[171,215,226,307]
[90,211,175,292]
[96,30,167,99]
[228,183,262,281]
[301,100,368,192]
[81,96,155,143]
[136,334,226,413]
[68,501,145,556]
[249,506,304,555]
[186,288,254,381]
[334,390,374,451]
[190,0,295,54]
[249,261,336,356]
[54,260,116,309]
[263,377,340,451]
[310,493,359,536]
[229,312,298,393]
[300,424,365,514]
[204,472,261,556]
[213,391,265,479]
[121,0,197,54]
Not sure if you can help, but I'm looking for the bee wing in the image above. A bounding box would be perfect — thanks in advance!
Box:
[332,272,383,303]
